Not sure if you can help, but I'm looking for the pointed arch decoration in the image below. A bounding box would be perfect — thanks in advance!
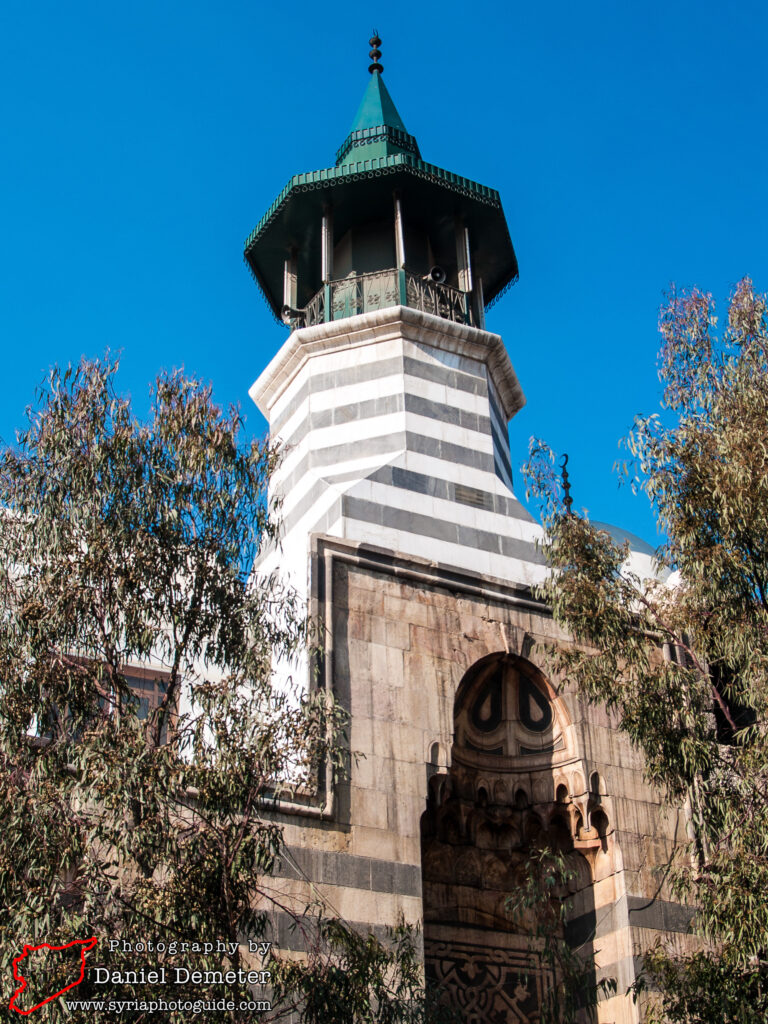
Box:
[421,652,612,1023]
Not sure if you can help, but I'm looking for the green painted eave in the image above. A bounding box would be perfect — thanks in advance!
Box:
[244,152,519,323]
[335,125,420,164]
[245,152,501,250]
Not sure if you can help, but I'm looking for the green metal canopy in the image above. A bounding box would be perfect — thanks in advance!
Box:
[244,61,518,324]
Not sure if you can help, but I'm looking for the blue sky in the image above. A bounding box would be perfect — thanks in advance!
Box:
[2,0,766,546]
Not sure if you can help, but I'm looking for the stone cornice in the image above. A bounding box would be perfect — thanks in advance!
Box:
[249,305,526,423]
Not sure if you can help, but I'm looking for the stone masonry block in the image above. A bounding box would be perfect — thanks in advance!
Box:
[354,787,389,831]
[371,680,396,720]
[347,609,372,642]
[347,583,386,616]
[349,715,374,755]
[385,617,411,651]
[409,623,454,659]
[383,594,431,626]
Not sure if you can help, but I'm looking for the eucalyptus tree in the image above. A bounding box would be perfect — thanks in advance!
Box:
[524,277,768,1022]
[0,359,436,1022]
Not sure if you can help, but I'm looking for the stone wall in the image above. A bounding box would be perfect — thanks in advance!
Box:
[261,535,697,1024]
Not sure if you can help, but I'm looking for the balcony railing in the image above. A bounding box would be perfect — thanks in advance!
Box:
[298,269,476,329]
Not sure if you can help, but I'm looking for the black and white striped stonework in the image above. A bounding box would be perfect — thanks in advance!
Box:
[250,306,545,591]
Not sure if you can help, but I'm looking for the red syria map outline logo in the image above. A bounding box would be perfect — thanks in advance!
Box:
[9,937,97,1015]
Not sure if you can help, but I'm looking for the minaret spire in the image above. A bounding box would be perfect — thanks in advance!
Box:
[368,31,383,74]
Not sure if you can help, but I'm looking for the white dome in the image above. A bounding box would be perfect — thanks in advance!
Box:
[591,520,669,583]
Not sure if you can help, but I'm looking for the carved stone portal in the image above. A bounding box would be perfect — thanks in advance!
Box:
[421,653,605,1021]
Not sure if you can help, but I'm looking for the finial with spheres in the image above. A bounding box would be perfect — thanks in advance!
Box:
[560,454,574,516]
[368,32,383,74]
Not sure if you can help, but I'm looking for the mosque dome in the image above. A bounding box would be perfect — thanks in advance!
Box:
[591,521,668,582]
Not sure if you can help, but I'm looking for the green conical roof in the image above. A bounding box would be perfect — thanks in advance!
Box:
[335,71,421,165]
[350,71,408,133]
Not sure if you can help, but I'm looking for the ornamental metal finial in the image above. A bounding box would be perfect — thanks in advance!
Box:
[560,454,573,516]
[368,32,383,74]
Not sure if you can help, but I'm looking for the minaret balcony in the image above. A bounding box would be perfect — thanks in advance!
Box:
[296,268,478,329]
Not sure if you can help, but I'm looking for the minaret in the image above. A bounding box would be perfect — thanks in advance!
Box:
[246,37,544,594]
[241,47,684,1024]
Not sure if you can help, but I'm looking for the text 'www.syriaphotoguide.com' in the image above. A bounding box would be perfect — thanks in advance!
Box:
[66,998,272,1013]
